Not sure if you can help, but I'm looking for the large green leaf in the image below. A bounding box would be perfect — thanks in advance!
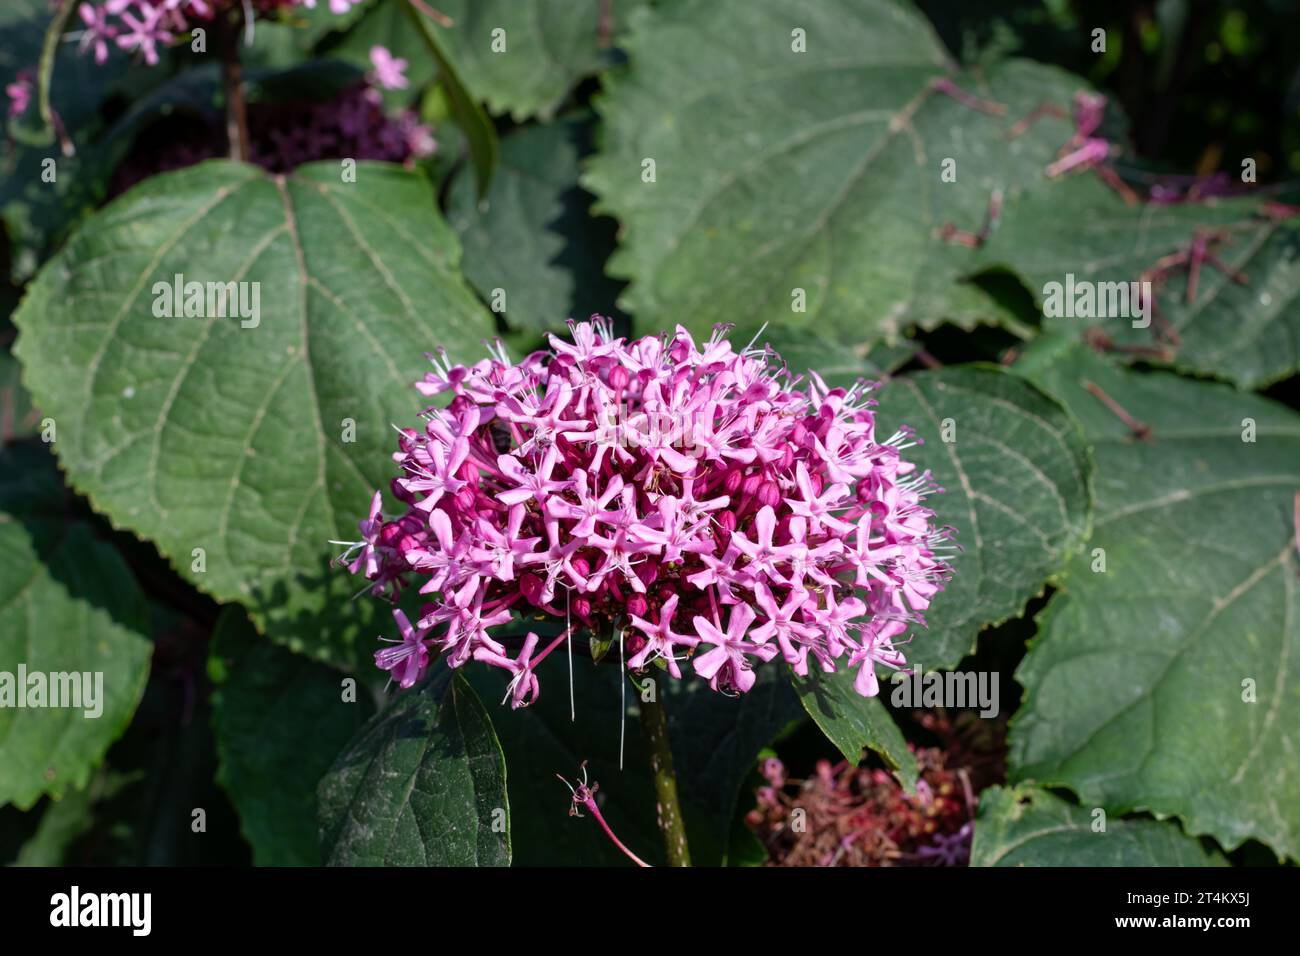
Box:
[13,160,494,669]
[0,446,153,810]
[585,0,1092,345]
[447,116,623,333]
[209,607,374,866]
[427,0,650,121]
[980,176,1300,389]
[877,366,1092,669]
[318,666,510,866]
[972,785,1227,866]
[1009,340,1300,860]
[792,667,918,789]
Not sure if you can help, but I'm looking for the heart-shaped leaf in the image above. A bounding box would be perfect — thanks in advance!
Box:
[1009,340,1300,860]
[318,665,510,866]
[13,160,494,669]
[972,785,1226,866]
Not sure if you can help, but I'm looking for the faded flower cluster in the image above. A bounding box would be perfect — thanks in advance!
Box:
[336,320,953,705]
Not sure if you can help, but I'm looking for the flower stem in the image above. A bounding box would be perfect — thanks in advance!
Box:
[639,690,692,866]
[219,7,249,162]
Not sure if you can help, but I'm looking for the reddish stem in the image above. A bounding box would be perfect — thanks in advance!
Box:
[560,767,650,867]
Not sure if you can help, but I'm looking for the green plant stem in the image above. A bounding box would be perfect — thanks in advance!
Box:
[219,8,249,162]
[639,690,691,866]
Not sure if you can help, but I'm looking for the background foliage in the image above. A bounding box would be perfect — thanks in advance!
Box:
[2,0,1297,867]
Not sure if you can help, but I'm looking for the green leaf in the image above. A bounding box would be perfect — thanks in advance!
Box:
[981,176,1300,388]
[662,668,806,865]
[13,160,494,670]
[1009,340,1300,860]
[402,0,500,199]
[10,769,132,866]
[210,607,374,866]
[585,0,1093,346]
[446,116,623,332]
[791,667,918,789]
[426,0,651,121]
[0,445,153,810]
[972,785,1227,866]
[318,666,510,866]
[0,346,41,444]
[467,652,804,866]
[876,366,1093,669]
[0,0,129,281]
[758,326,917,387]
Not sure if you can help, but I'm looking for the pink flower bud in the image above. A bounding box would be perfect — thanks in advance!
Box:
[520,573,545,605]
[390,477,417,504]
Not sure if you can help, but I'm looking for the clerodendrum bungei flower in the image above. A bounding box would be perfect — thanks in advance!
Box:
[335,320,953,704]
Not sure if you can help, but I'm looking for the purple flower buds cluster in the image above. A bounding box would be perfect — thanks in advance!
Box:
[337,320,953,705]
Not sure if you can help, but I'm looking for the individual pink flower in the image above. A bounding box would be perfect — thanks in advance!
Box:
[4,71,32,118]
[375,609,430,689]
[368,45,409,90]
[692,604,779,695]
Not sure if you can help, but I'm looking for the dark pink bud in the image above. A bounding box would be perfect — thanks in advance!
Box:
[760,757,786,787]
[741,473,763,498]
[455,486,477,511]
[626,594,648,617]
[608,364,630,394]
[789,421,807,446]
[571,557,590,577]
[638,558,660,587]
[573,597,592,623]
[520,573,545,605]
[716,510,738,533]
[378,523,404,548]
[724,468,744,494]
[390,477,417,504]
[758,480,781,508]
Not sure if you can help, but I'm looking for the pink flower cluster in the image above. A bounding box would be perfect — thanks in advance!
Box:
[73,1,363,66]
[336,321,953,705]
